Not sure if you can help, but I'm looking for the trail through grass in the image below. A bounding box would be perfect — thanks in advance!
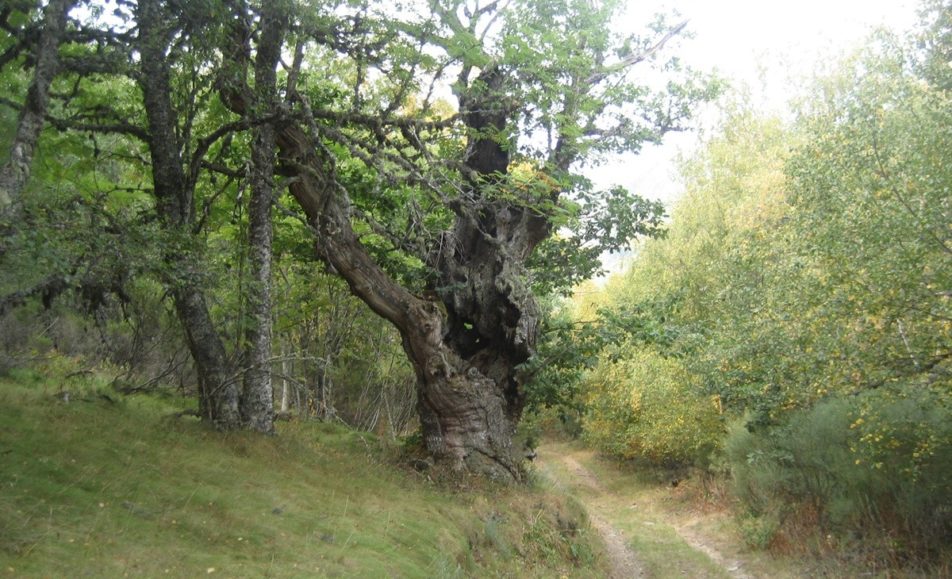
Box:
[535,441,804,579]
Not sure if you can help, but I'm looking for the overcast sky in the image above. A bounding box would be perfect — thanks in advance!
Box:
[594,0,922,208]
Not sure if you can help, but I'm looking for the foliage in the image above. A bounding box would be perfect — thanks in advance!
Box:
[582,343,722,466]
[528,186,667,296]
[572,107,791,463]
[270,258,417,433]
[1,0,718,468]
[521,291,604,421]
[726,392,952,563]
[572,5,952,569]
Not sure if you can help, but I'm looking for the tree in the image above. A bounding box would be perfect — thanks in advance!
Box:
[6,0,714,479]
[239,0,288,433]
[0,0,73,216]
[133,0,247,428]
[219,0,713,479]
[22,0,284,431]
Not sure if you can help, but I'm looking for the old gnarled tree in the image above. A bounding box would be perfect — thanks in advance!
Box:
[219,0,713,479]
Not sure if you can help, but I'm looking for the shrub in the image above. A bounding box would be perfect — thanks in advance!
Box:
[725,391,952,564]
[582,345,723,467]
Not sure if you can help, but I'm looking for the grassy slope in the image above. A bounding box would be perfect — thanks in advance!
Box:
[0,369,608,578]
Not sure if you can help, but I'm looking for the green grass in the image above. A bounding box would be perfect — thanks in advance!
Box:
[0,367,609,578]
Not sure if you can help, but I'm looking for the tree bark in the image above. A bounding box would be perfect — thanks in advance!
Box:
[173,286,239,427]
[389,67,547,480]
[270,117,530,480]
[0,0,72,215]
[136,0,240,429]
[279,342,291,414]
[239,1,286,434]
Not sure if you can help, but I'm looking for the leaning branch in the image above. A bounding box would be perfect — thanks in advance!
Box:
[0,273,71,317]
[46,114,149,140]
[585,20,688,85]
[186,113,284,193]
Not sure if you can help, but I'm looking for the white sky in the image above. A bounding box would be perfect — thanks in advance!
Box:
[593,0,921,208]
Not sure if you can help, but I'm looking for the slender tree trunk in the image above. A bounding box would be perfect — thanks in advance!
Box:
[279,342,291,413]
[279,376,289,414]
[0,0,72,214]
[137,0,240,428]
[174,286,240,427]
[239,1,286,434]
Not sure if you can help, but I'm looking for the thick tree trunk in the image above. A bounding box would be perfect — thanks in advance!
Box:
[0,0,72,214]
[272,124,531,479]
[137,0,241,429]
[405,67,546,479]
[239,1,286,434]
[407,329,526,480]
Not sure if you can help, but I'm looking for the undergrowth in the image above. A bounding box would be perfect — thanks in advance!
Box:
[725,396,952,576]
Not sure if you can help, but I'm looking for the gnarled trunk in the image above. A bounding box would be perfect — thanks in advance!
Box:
[405,68,548,479]
[270,115,537,480]
[220,24,543,481]
[407,327,526,480]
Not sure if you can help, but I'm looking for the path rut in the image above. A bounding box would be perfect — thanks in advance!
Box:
[537,446,751,579]
[537,449,644,578]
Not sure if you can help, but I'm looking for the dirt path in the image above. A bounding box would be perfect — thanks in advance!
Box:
[674,517,749,578]
[537,445,753,579]
[539,450,644,578]
[587,510,645,578]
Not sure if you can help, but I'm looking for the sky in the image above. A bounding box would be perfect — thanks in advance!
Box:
[593,0,922,208]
